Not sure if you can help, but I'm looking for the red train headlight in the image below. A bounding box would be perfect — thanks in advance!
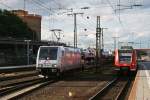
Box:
[131,63,135,66]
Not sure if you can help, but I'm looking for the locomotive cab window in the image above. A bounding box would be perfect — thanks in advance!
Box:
[119,56,131,62]
[39,47,58,60]
[119,50,132,63]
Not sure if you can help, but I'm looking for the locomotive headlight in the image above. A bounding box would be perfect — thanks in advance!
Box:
[52,64,57,67]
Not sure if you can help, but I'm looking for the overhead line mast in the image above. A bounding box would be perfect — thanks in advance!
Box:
[112,36,120,51]
[101,28,108,50]
[68,13,84,48]
[96,16,101,71]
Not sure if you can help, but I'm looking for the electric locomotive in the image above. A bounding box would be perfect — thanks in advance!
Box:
[36,46,81,77]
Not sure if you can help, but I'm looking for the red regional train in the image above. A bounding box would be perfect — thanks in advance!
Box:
[114,46,137,73]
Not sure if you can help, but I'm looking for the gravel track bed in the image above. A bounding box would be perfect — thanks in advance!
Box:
[99,78,128,100]
[19,81,108,100]
[0,75,41,88]
[18,66,116,100]
[0,71,38,81]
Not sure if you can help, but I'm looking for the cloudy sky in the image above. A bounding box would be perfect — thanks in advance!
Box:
[0,0,149,50]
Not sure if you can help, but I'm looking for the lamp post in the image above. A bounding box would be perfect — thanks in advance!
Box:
[25,40,31,65]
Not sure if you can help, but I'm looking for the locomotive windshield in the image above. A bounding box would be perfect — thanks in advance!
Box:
[39,47,58,60]
[119,50,132,63]
[119,56,131,62]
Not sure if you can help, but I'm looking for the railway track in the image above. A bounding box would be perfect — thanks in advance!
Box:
[0,79,54,100]
[0,78,43,96]
[0,70,39,81]
[17,66,117,100]
[0,65,58,100]
[89,77,130,100]
[0,64,123,100]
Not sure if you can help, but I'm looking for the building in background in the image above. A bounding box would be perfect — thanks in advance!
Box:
[12,10,42,41]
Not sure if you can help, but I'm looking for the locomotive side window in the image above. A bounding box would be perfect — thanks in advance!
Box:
[39,47,58,60]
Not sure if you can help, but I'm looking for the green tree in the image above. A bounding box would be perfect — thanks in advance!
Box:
[0,9,34,40]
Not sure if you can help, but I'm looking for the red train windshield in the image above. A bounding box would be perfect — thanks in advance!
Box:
[119,50,132,63]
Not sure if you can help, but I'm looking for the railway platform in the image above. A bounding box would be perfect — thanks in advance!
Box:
[129,61,150,100]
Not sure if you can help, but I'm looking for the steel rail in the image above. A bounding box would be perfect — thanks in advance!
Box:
[0,64,36,73]
[89,78,118,100]
[0,80,56,100]
[115,79,129,99]
[0,78,43,96]
[89,77,130,100]
[0,71,39,81]
[0,64,35,69]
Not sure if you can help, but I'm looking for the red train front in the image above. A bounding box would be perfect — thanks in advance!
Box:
[114,46,137,72]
